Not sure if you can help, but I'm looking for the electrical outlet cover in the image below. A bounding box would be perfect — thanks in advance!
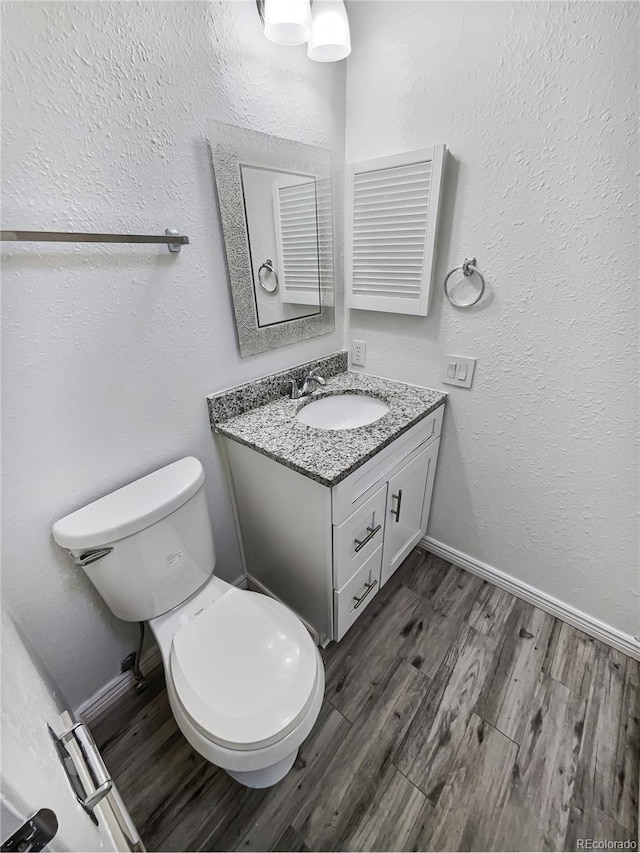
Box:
[352,340,366,366]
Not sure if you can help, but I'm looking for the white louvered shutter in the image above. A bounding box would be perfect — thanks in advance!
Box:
[273,178,321,306]
[347,146,446,316]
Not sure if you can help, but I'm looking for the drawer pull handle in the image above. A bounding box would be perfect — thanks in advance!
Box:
[353,523,382,553]
[391,489,403,523]
[353,580,378,609]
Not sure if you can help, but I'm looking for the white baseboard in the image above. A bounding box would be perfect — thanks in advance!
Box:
[421,536,640,661]
[75,646,162,724]
[76,575,249,724]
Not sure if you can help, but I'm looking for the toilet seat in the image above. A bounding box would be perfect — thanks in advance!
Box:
[169,589,319,751]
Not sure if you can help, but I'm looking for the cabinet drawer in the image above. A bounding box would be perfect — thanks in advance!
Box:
[332,405,444,525]
[333,483,387,589]
[334,545,382,641]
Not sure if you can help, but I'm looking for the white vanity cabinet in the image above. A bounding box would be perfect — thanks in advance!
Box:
[222,403,444,645]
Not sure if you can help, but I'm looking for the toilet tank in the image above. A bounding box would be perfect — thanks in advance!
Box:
[52,457,216,622]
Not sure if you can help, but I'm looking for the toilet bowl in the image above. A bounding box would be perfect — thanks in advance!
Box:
[150,575,325,787]
[52,456,324,788]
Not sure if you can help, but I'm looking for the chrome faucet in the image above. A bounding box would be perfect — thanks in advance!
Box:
[288,372,326,400]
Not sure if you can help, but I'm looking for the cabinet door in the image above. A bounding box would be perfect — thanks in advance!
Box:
[381,439,440,586]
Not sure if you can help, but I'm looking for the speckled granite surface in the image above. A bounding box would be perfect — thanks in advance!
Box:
[208,351,348,424]
[210,368,446,487]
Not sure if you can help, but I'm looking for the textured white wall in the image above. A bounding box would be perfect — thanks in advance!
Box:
[346,2,639,642]
[1,0,345,709]
[3,0,638,712]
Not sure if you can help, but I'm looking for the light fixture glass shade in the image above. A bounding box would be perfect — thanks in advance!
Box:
[307,0,351,62]
[264,0,312,46]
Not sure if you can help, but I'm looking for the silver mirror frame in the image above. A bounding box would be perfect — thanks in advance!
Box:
[208,121,335,358]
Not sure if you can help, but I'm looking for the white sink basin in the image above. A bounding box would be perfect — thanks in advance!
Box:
[296,394,389,430]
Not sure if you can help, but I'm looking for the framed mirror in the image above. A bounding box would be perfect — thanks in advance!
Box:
[208,121,335,357]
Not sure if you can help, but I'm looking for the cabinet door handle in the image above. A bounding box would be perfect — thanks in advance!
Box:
[390,489,403,523]
[353,523,381,553]
[353,579,378,609]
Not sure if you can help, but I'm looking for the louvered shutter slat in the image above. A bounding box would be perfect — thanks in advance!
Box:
[347,146,445,316]
[273,180,321,305]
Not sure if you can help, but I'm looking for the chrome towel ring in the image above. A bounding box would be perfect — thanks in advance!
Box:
[258,259,279,294]
[444,257,486,307]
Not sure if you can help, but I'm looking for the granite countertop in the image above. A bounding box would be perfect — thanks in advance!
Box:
[209,361,446,487]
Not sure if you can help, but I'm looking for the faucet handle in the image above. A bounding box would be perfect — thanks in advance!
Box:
[288,378,302,399]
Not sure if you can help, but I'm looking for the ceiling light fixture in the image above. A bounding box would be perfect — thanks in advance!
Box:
[258,0,312,46]
[256,0,350,62]
[307,0,351,62]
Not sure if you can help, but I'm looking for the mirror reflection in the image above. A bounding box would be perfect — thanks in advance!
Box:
[208,120,334,358]
[240,165,321,327]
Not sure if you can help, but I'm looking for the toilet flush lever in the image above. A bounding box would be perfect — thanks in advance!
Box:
[70,547,113,568]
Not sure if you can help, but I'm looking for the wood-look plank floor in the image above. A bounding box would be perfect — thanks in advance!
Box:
[91,549,640,852]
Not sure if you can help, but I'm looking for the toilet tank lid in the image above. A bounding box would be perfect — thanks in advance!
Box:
[52,457,205,549]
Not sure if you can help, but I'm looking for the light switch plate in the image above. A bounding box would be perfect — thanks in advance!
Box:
[443,355,476,388]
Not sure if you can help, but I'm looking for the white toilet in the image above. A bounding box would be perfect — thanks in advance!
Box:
[52,456,325,788]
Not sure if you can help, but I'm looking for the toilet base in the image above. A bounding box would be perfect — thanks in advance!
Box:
[225,749,298,788]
